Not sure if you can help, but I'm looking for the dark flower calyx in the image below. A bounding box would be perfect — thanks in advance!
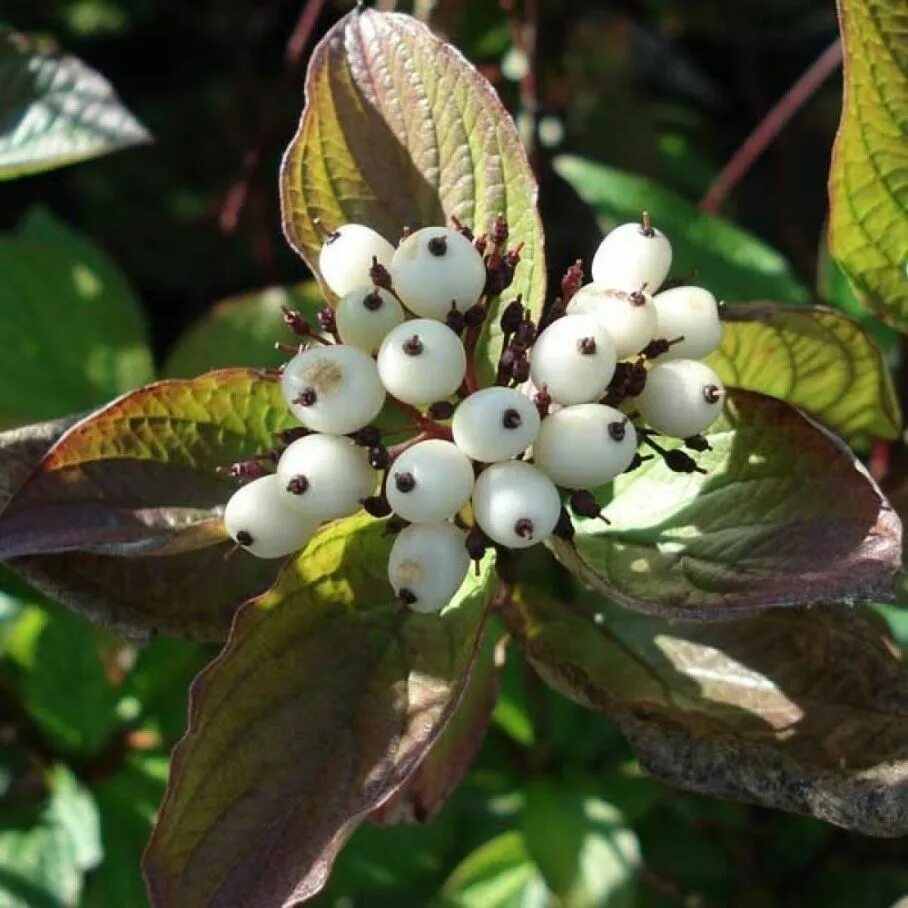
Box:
[514,517,534,539]
[577,336,597,355]
[402,335,424,356]
[286,475,309,495]
[363,290,384,311]
[427,235,448,256]
[236,530,254,547]
[394,471,416,493]
[501,408,522,429]
[294,388,317,407]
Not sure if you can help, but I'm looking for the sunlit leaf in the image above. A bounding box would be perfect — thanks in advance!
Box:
[163,283,324,379]
[1,370,298,640]
[0,30,150,179]
[280,8,545,376]
[828,0,908,331]
[554,155,809,304]
[143,517,496,907]
[502,556,908,836]
[710,303,900,446]
[0,209,152,424]
[552,390,901,618]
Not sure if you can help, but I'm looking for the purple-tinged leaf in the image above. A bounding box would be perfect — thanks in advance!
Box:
[143,517,496,907]
[552,390,901,618]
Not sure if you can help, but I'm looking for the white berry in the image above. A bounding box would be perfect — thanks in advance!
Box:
[319,224,395,297]
[335,286,405,354]
[651,286,724,360]
[529,314,616,406]
[452,387,541,463]
[532,404,637,489]
[276,434,376,521]
[281,344,385,435]
[636,359,725,438]
[388,522,470,613]
[471,461,561,549]
[566,284,657,359]
[224,475,319,559]
[377,320,466,405]
[390,226,486,320]
[386,439,474,523]
[591,220,672,293]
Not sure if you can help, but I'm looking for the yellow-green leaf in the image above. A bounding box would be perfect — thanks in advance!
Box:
[709,303,900,445]
[828,0,908,330]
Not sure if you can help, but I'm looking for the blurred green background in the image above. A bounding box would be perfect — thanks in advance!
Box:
[1,1,906,905]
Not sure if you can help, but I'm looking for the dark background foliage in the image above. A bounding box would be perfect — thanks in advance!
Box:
[1,1,906,906]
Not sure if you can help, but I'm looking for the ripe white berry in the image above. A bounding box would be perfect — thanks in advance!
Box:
[319,224,395,297]
[376,319,466,405]
[386,439,474,523]
[388,522,471,613]
[651,286,723,360]
[276,434,376,521]
[591,220,672,293]
[335,286,405,354]
[566,284,657,359]
[529,314,616,406]
[471,461,561,549]
[390,226,486,320]
[281,344,386,435]
[224,474,319,559]
[452,387,541,463]
[532,404,637,489]
[636,359,725,438]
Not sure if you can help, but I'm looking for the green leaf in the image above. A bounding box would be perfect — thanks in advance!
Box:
[552,390,901,618]
[828,0,908,331]
[83,752,169,908]
[0,765,101,908]
[20,603,119,757]
[441,831,548,908]
[1,370,298,640]
[0,30,150,180]
[0,209,153,424]
[522,778,639,908]
[143,516,497,907]
[709,303,900,446]
[501,556,908,836]
[163,283,325,379]
[554,155,809,304]
[280,9,545,376]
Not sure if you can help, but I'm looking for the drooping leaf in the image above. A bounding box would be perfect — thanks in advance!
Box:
[522,779,640,908]
[552,390,901,618]
[280,8,545,375]
[0,30,150,180]
[372,617,502,824]
[0,765,101,908]
[163,283,324,379]
[0,209,153,424]
[554,155,809,304]
[501,556,908,836]
[828,0,908,331]
[709,303,900,446]
[1,370,298,640]
[143,517,496,908]
[441,831,548,908]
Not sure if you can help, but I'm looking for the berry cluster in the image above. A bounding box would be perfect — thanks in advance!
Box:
[223,214,726,613]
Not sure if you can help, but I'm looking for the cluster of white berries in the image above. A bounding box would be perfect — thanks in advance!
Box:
[223,213,726,614]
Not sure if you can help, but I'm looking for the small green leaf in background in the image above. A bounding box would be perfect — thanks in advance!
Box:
[522,778,639,908]
[0,765,101,908]
[553,390,900,618]
[441,831,548,908]
[828,0,907,331]
[0,29,150,180]
[17,602,118,757]
[83,752,169,908]
[710,303,900,446]
[555,155,809,304]
[144,516,496,908]
[163,282,324,378]
[280,8,546,378]
[0,208,153,425]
